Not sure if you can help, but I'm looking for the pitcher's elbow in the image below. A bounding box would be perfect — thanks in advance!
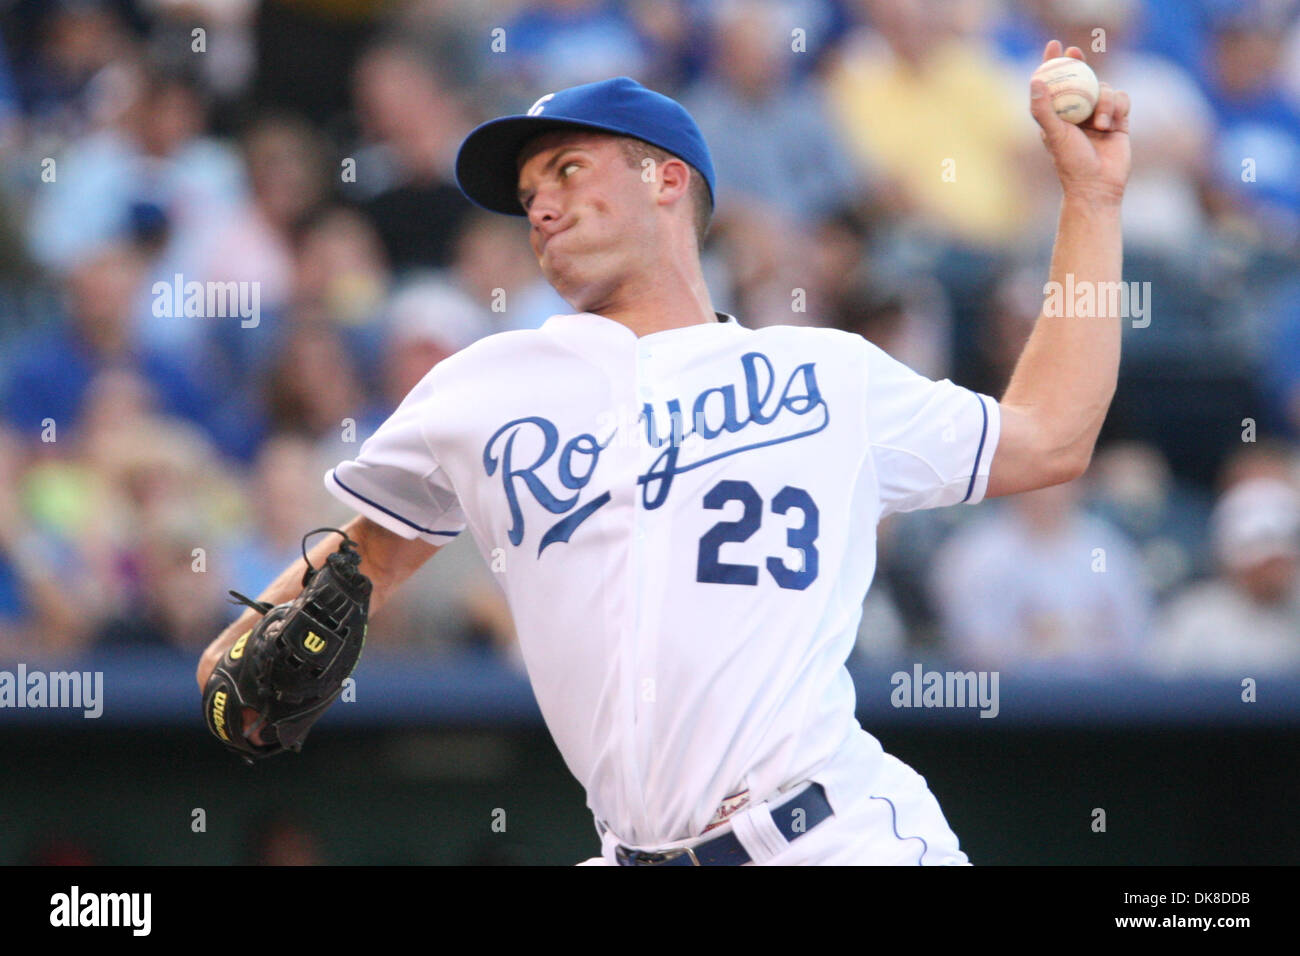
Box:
[1060,444,1095,483]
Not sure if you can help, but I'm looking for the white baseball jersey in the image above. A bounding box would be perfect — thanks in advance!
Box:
[325,311,1000,848]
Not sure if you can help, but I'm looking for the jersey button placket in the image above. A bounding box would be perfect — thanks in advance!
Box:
[632,340,673,818]
[624,340,657,830]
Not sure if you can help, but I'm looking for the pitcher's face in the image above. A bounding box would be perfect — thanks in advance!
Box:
[516,130,657,310]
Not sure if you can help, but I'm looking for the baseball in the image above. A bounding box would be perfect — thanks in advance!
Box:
[1032,56,1099,124]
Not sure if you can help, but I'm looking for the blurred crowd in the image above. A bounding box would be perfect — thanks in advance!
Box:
[1,0,1299,677]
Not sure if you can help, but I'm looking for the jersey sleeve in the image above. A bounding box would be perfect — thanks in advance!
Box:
[323,369,467,545]
[863,340,1001,519]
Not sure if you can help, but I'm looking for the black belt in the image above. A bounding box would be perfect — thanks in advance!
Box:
[614,782,833,866]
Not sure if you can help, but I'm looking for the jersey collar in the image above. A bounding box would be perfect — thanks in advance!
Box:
[543,311,745,338]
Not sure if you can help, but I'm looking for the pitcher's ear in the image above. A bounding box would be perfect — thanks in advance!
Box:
[654,156,691,203]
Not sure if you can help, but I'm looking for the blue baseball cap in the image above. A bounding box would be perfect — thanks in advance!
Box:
[455,76,716,216]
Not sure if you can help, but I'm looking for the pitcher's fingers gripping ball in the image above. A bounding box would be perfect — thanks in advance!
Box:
[1032,55,1099,124]
[203,528,372,763]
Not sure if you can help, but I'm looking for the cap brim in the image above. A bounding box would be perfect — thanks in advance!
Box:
[455,115,639,216]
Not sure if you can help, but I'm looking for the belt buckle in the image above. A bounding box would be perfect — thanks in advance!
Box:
[621,844,701,866]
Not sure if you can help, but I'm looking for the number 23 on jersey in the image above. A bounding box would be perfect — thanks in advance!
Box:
[696,479,819,589]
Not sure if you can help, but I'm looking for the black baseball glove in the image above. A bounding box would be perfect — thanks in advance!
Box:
[203,528,372,763]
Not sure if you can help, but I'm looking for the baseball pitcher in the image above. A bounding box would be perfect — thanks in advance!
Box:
[198,41,1130,865]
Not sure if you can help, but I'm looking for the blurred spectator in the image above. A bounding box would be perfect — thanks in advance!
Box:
[446,209,562,332]
[383,0,498,95]
[629,0,702,88]
[1261,279,1300,438]
[223,433,349,604]
[380,277,492,409]
[1022,0,1217,256]
[964,263,1039,398]
[870,493,988,650]
[139,0,258,103]
[824,0,1042,249]
[0,425,93,661]
[0,428,35,644]
[1282,6,1300,114]
[1084,441,1213,600]
[349,39,475,272]
[0,26,22,154]
[204,205,392,459]
[196,124,342,454]
[75,376,243,553]
[292,205,390,344]
[930,479,1153,670]
[260,313,385,486]
[263,314,371,438]
[0,243,214,447]
[1128,0,1211,68]
[494,0,656,93]
[9,372,158,658]
[25,61,245,280]
[851,573,908,664]
[1214,438,1300,492]
[677,0,856,77]
[828,259,952,380]
[21,369,152,588]
[1147,476,1300,675]
[1199,1,1300,243]
[198,113,331,322]
[94,530,232,653]
[252,0,386,127]
[806,207,874,321]
[682,0,860,227]
[6,1,136,146]
[349,278,513,658]
[74,399,243,652]
[366,532,517,661]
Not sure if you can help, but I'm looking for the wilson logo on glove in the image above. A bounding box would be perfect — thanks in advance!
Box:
[210,690,230,742]
[202,528,372,763]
